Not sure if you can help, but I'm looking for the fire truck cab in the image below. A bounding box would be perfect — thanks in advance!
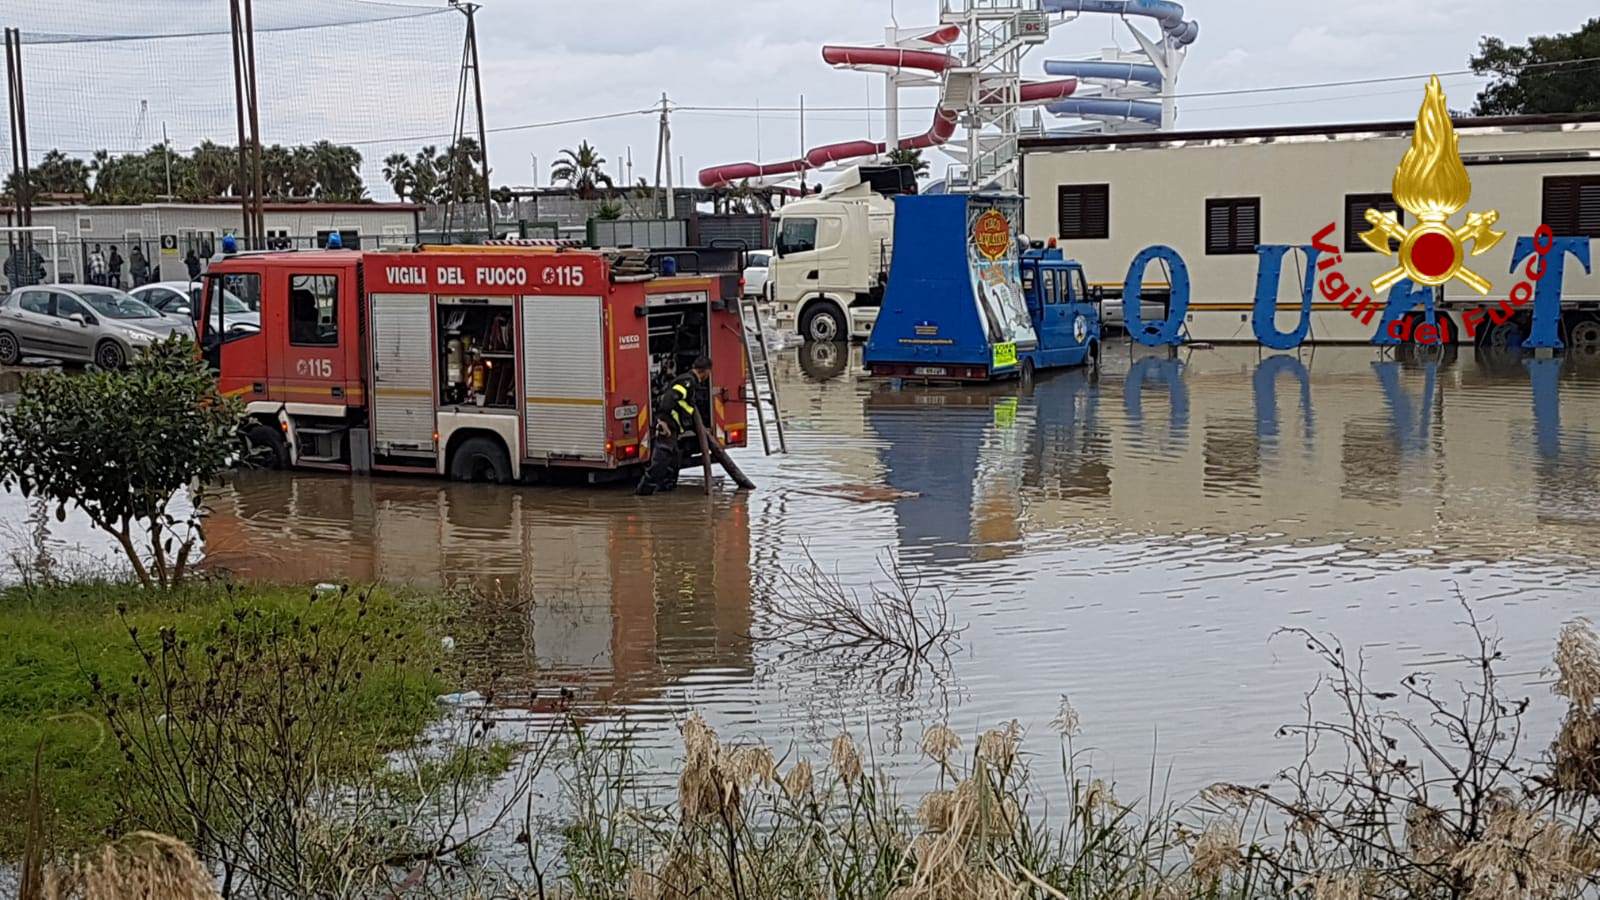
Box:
[198,247,749,483]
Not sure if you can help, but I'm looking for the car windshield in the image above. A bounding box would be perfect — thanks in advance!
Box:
[79,289,161,320]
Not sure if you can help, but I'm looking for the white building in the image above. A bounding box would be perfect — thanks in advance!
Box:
[1020,113,1600,344]
[3,201,420,285]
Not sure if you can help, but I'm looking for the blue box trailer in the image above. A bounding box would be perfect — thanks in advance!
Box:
[865,193,1101,382]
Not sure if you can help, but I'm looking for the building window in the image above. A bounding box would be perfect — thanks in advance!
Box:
[1058,184,1109,240]
[1204,197,1260,255]
[289,274,339,346]
[1543,175,1600,239]
[1344,193,1404,253]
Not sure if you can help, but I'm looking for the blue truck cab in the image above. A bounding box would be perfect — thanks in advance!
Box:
[1019,242,1102,374]
[865,193,1100,382]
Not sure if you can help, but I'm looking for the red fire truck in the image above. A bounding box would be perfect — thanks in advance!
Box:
[197,246,750,483]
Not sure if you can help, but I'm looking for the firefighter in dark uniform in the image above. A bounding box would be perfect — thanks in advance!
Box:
[637,356,712,495]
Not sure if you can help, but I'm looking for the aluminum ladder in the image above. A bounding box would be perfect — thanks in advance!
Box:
[740,298,788,455]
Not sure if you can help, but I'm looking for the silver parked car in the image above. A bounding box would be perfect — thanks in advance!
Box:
[0,284,193,369]
[131,281,261,335]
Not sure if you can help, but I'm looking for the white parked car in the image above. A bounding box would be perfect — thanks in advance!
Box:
[132,281,260,335]
[743,250,773,299]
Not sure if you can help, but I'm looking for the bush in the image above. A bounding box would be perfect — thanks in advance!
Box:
[0,337,242,589]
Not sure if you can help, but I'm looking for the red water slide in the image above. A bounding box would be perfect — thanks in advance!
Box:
[697,27,1075,188]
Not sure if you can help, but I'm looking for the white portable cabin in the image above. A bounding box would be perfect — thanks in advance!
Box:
[1019,114,1600,344]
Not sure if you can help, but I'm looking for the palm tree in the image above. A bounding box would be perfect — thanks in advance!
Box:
[32,149,90,195]
[724,179,758,214]
[287,146,318,199]
[191,140,236,198]
[550,141,613,200]
[261,144,295,199]
[411,146,442,204]
[383,152,415,202]
[439,138,486,203]
[887,147,930,179]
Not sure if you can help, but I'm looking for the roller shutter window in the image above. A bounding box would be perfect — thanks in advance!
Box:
[1543,176,1600,239]
[1205,197,1260,255]
[1345,193,1404,254]
[1058,184,1109,240]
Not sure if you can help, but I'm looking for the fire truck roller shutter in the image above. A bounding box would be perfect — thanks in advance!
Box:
[369,293,437,457]
[523,295,607,461]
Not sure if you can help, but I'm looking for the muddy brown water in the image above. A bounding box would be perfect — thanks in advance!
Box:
[5,343,1600,796]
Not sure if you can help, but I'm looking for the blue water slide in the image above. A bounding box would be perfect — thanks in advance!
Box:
[1041,0,1199,45]
[1043,59,1161,86]
[1047,98,1162,124]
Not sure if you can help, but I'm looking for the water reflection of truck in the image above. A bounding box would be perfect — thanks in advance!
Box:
[203,475,755,710]
[769,166,914,343]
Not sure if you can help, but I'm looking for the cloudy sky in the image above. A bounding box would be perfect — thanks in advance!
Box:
[464,0,1596,190]
[1,0,1592,197]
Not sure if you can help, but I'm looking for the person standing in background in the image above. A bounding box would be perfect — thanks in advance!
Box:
[87,244,108,286]
[129,245,150,287]
[108,246,124,289]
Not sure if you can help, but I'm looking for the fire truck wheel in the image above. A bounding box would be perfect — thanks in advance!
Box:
[449,436,512,484]
[0,330,19,366]
[241,421,288,470]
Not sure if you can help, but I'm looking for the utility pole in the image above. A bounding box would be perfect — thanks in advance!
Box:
[655,93,674,220]
[161,122,173,199]
[443,2,492,240]
[462,3,493,235]
[242,0,264,242]
[228,0,264,247]
[798,93,806,195]
[5,27,34,273]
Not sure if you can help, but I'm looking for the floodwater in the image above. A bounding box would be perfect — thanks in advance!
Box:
[5,342,1600,796]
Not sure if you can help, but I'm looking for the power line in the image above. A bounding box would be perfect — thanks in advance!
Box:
[18,6,452,46]
[340,107,659,147]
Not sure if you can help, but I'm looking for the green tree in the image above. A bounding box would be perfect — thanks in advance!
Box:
[3,149,90,200]
[0,337,243,590]
[191,140,237,198]
[1471,17,1600,115]
[437,137,489,204]
[306,140,365,202]
[261,143,296,199]
[382,151,415,201]
[550,141,613,200]
[411,145,443,203]
[887,147,930,179]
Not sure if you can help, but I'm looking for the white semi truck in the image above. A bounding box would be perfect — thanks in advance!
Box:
[769,166,916,343]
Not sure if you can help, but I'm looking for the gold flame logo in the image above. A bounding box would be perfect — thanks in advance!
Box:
[1360,76,1504,295]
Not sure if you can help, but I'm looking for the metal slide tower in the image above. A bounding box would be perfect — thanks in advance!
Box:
[928,0,1052,191]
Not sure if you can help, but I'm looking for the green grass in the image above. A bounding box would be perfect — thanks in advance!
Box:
[0,579,450,857]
